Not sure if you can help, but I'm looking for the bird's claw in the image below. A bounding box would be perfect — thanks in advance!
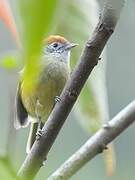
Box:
[55,96,61,103]
[36,129,43,140]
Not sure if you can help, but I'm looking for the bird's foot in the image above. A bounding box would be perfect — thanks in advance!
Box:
[52,96,61,109]
[36,129,43,140]
[55,96,61,103]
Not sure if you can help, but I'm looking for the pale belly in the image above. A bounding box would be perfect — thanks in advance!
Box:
[21,62,69,122]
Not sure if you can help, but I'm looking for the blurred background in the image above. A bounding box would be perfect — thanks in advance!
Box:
[0,0,135,179]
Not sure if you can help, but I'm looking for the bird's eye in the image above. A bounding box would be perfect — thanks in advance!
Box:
[52,43,58,48]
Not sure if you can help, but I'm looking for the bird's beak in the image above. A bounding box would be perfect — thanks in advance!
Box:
[65,43,78,51]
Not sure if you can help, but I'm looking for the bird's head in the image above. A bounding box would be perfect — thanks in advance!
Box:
[43,35,77,64]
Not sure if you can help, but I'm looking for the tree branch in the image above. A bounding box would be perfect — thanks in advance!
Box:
[17,0,125,179]
[47,100,135,180]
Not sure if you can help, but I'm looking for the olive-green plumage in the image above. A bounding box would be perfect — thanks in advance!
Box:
[21,60,69,122]
[14,35,76,153]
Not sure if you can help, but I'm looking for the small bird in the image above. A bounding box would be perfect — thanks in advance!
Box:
[14,35,77,153]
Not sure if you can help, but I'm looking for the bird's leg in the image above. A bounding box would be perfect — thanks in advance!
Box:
[36,122,44,140]
[35,99,43,140]
[35,99,42,122]
[52,96,61,109]
[55,96,61,103]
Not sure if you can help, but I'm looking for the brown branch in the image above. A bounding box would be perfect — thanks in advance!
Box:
[17,0,125,179]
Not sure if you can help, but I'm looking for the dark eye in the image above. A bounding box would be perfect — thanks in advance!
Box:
[52,43,58,48]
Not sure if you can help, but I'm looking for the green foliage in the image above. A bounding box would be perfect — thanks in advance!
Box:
[0,158,15,180]
[77,84,102,132]
[18,0,59,57]
[17,0,59,89]
[0,55,20,70]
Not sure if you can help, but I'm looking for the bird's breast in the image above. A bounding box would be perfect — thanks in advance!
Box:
[21,61,70,122]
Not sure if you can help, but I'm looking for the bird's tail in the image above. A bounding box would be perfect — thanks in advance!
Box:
[26,122,39,154]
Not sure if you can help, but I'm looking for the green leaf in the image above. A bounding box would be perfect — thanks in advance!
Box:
[17,0,59,88]
[18,0,59,57]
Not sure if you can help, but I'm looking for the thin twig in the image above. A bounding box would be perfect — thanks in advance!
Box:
[18,0,125,179]
[47,100,135,180]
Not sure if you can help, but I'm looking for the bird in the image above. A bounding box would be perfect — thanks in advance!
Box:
[14,35,77,153]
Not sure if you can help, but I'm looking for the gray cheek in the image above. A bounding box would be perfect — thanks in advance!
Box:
[43,50,71,65]
[60,51,70,63]
[50,51,70,63]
